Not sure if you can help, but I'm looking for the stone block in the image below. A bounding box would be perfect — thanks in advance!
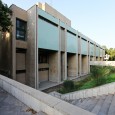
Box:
[75,92,80,99]
[85,89,93,97]
[79,91,84,98]
[108,84,115,94]
[92,88,98,97]
[99,86,107,95]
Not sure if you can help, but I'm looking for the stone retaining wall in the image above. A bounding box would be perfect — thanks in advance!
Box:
[50,82,115,101]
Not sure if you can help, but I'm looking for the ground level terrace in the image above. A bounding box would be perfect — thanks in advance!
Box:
[37,48,103,90]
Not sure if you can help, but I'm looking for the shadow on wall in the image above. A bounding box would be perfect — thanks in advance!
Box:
[0,31,12,78]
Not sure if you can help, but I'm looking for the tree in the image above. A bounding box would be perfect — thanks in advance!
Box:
[107,48,115,61]
[0,0,12,32]
[0,0,12,78]
[102,45,108,54]
[102,46,115,61]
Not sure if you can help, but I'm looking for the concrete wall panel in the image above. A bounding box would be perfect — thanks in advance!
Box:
[38,8,59,25]
[49,52,59,82]
[39,70,48,82]
[42,3,71,26]
[16,73,26,84]
[82,55,88,74]
[67,54,77,78]
[16,53,26,70]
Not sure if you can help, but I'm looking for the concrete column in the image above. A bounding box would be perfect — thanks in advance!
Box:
[88,41,90,73]
[58,51,61,83]
[59,21,67,81]
[58,22,61,83]
[76,32,78,77]
[88,55,90,73]
[76,54,78,77]
[36,6,39,89]
[78,54,81,76]
[64,29,67,80]
[78,35,81,76]
[26,6,37,88]
[12,15,16,80]
[49,52,60,82]
[67,54,77,78]
[94,43,96,61]
[87,41,89,74]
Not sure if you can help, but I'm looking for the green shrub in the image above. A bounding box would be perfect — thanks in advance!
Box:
[63,80,74,91]
[90,66,110,86]
[109,66,115,73]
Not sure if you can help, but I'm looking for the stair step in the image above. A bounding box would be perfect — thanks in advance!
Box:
[86,96,102,111]
[71,99,79,105]
[78,98,90,107]
[82,97,99,111]
[78,98,91,108]
[98,94,113,115]
[75,98,85,106]
[91,96,106,114]
[107,93,115,115]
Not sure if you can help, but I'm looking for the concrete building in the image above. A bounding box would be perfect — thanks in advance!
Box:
[0,3,105,90]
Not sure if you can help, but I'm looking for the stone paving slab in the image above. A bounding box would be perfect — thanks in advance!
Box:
[0,87,47,115]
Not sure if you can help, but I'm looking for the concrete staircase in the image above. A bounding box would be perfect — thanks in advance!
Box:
[0,88,46,115]
[70,93,115,115]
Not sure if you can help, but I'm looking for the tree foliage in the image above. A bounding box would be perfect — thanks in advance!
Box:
[102,45,115,61]
[0,0,12,32]
[107,48,115,61]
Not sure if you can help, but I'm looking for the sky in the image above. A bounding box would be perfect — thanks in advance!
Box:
[2,0,115,48]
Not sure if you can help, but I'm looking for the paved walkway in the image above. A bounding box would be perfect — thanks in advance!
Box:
[70,93,115,115]
[0,87,46,115]
[39,81,59,90]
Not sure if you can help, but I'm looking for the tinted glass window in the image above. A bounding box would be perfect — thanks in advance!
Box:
[16,19,27,41]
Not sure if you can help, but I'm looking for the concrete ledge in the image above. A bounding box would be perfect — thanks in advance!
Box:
[90,61,115,66]
[51,82,115,101]
[0,75,94,115]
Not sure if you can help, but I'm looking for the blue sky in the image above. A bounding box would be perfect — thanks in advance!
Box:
[2,0,115,48]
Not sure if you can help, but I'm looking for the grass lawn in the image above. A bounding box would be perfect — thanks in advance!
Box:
[58,73,115,94]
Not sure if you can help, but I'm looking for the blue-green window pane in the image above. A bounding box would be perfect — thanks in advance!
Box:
[38,18,59,50]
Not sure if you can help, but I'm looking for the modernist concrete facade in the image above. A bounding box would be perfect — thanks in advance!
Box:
[0,3,105,90]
